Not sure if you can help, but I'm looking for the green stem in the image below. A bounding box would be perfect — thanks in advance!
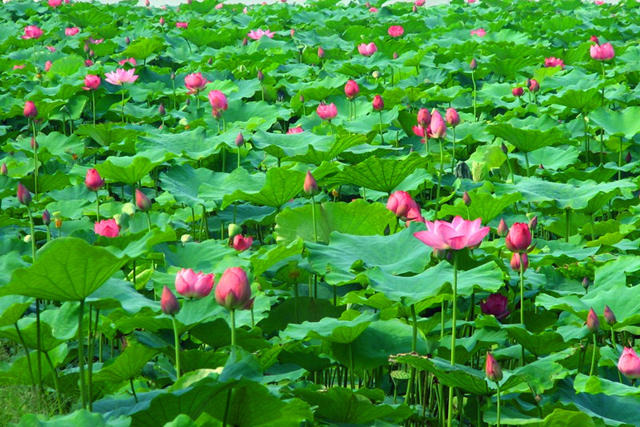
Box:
[583,113,590,165]
[435,138,444,218]
[524,151,530,177]
[121,90,125,124]
[145,211,152,233]
[223,389,232,427]
[349,343,355,389]
[78,299,87,409]
[405,305,418,403]
[31,119,39,201]
[237,146,241,169]
[230,309,236,347]
[130,378,138,403]
[311,196,318,243]
[378,111,384,144]
[589,333,597,376]
[618,138,622,181]
[447,254,458,427]
[520,259,525,366]
[451,127,456,172]
[44,351,63,414]
[14,323,36,391]
[91,91,96,126]
[565,209,570,243]
[496,383,501,427]
[472,71,477,121]
[35,298,43,397]
[172,316,181,379]
[88,307,98,410]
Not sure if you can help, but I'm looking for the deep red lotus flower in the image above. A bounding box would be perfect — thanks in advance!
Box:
[481,294,509,320]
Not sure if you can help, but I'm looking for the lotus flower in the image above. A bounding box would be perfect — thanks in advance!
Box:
[344,80,359,99]
[232,234,253,252]
[317,47,325,58]
[417,108,431,127]
[618,347,640,379]
[544,57,565,69]
[161,286,180,315]
[175,268,214,298]
[215,267,252,310]
[208,90,228,118]
[316,102,337,120]
[85,168,105,191]
[118,58,136,66]
[415,0,425,5]
[429,110,447,139]
[470,28,486,37]
[510,252,528,272]
[135,189,152,211]
[372,95,384,111]
[485,352,503,382]
[17,183,31,206]
[44,61,52,72]
[387,191,424,223]
[184,72,209,94]
[247,29,275,40]
[357,42,377,56]
[528,79,540,92]
[414,216,489,251]
[176,22,189,29]
[512,87,524,97]
[287,126,303,134]
[22,26,43,40]
[48,0,62,7]
[505,223,531,252]
[586,307,599,332]
[83,74,101,91]
[23,101,37,118]
[105,68,139,86]
[65,27,80,36]
[303,171,319,195]
[94,219,120,238]
[446,108,460,127]
[590,42,615,61]
[481,294,509,320]
[388,25,404,38]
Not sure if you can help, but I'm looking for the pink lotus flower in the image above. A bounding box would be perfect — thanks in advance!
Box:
[215,3,223,8]
[65,27,80,36]
[344,80,359,99]
[417,108,431,127]
[485,352,503,382]
[429,110,447,139]
[83,74,101,91]
[388,25,404,38]
[372,95,384,111]
[590,42,615,61]
[17,182,31,206]
[89,37,104,44]
[357,42,377,57]
[287,126,303,134]
[184,72,209,94]
[176,22,189,29]
[208,90,228,118]
[528,79,540,92]
[175,268,215,298]
[159,17,165,26]
[510,252,528,272]
[387,191,424,223]
[415,0,425,5]
[215,267,252,310]
[24,101,37,118]
[446,108,460,127]
[318,46,325,58]
[13,64,25,70]
[85,168,105,191]
[22,26,43,40]
[316,102,337,120]
[44,61,52,72]
[470,28,486,37]
[369,7,378,12]
[94,219,120,238]
[481,294,509,320]
[48,0,62,7]
[161,286,180,315]
[135,189,152,211]
[414,216,490,250]
[512,87,524,97]
[618,347,640,379]
[118,58,136,66]
[85,59,94,67]
[594,0,604,4]
[232,234,253,251]
[105,68,139,86]
[248,29,275,40]
[544,57,565,69]
[505,223,531,252]
[46,46,56,52]
[413,125,426,139]
[303,170,319,195]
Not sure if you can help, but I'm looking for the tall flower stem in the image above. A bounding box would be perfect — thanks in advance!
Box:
[435,138,444,218]
[565,209,570,243]
[471,70,477,121]
[26,206,42,395]
[237,146,241,169]
[611,329,623,382]
[229,309,236,347]
[589,333,597,376]
[378,111,384,144]
[77,299,87,409]
[121,90,126,124]
[447,254,459,427]
[14,323,36,391]
[30,119,39,201]
[44,351,63,414]
[311,195,318,243]
[96,193,101,222]
[496,383,501,427]
[451,127,456,172]
[405,304,418,403]
[91,91,96,125]
[172,316,181,379]
[520,259,525,366]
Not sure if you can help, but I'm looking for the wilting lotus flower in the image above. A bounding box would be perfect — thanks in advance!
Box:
[83,74,101,90]
[544,57,565,69]
[247,29,275,40]
[208,90,228,117]
[414,216,489,250]
[485,352,503,382]
[105,68,139,86]
[618,347,640,379]
[23,101,37,118]
[287,126,303,134]
[470,28,486,37]
[344,80,359,99]
[316,102,337,120]
[232,234,253,251]
[388,25,404,38]
[505,223,531,252]
[446,108,460,127]
[481,294,509,319]
[357,42,377,56]
[215,267,252,310]
[184,72,209,94]
[176,22,189,29]
[85,168,105,191]
[161,286,180,315]
[22,26,43,40]
[590,42,615,61]
[65,27,80,36]
[387,191,424,223]
[94,219,120,238]
[175,268,215,298]
[430,110,447,139]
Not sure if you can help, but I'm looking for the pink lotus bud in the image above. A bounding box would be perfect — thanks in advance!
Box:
[344,80,359,99]
[257,70,264,81]
[590,35,599,44]
[85,168,105,191]
[83,74,101,91]
[175,268,215,298]
[235,132,244,147]
[31,138,38,149]
[0,163,7,175]
[215,267,252,310]
[528,216,537,230]
[417,108,431,127]
[372,95,384,111]
[208,90,228,117]
[618,347,640,379]
[510,252,528,272]
[485,352,503,382]
[44,60,52,72]
[582,277,590,290]
[135,189,152,211]
[445,108,460,127]
[287,126,303,134]
[512,87,524,97]
[505,223,531,252]
[604,305,616,325]
[412,5,417,12]
[316,102,337,120]
[463,191,471,206]
[429,110,447,138]
[303,171,319,195]
[17,182,31,206]
[388,25,404,38]
[159,17,165,25]
[586,307,599,332]
[125,36,130,45]
[65,27,80,37]
[41,209,51,225]
[242,38,248,46]
[481,294,509,320]
[317,46,325,58]
[232,234,253,251]
[625,152,632,163]
[497,218,508,236]
[158,103,166,115]
[94,219,120,238]
[386,191,424,222]
[470,58,477,70]
[176,22,189,29]
[528,79,540,92]
[393,52,398,59]
[84,59,93,67]
[161,286,180,315]
[23,101,37,118]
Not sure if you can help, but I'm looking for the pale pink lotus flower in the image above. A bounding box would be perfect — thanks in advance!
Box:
[415,0,425,5]
[208,90,228,118]
[544,57,565,68]
[118,58,137,66]
[175,268,215,298]
[215,3,223,9]
[414,216,490,250]
[46,46,56,52]
[247,29,275,40]
[357,42,377,56]
[105,68,139,86]
[590,42,615,61]
[243,7,248,13]
[22,25,43,40]
[369,7,378,12]
[89,37,104,44]
[470,28,486,37]
[388,25,404,38]
[618,347,640,379]
[65,27,80,36]
[176,22,189,29]
[287,126,303,134]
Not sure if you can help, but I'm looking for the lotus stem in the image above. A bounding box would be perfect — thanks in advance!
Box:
[405,304,418,403]
[91,90,96,126]
[311,195,318,243]
[589,333,597,376]
[378,111,384,144]
[30,119,39,201]
[43,351,63,414]
[471,70,477,121]
[451,127,456,172]
[130,378,138,403]
[229,309,236,347]
[520,260,526,366]
[496,383,501,427]
[447,254,458,427]
[172,315,181,379]
[14,323,36,391]
[565,209,570,242]
[78,299,87,409]
[121,90,126,124]
[435,138,444,219]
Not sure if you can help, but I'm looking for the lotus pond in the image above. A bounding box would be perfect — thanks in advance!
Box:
[1,0,640,425]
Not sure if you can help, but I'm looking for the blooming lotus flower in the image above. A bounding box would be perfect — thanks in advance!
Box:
[414,216,489,250]
[118,58,136,66]
[481,294,509,320]
[22,26,43,40]
[215,2,223,8]
[176,22,188,29]
[344,80,359,99]
[17,183,31,206]
[415,0,425,5]
[232,234,253,251]
[369,6,378,12]
[184,72,209,94]
[48,0,62,7]
[372,95,384,111]
[387,191,424,223]
[316,103,337,120]
[23,101,37,118]
[388,25,404,38]
[544,57,565,69]
[446,108,460,127]
[89,37,104,45]
[618,347,640,379]
[528,79,540,92]
[105,68,139,86]
[590,42,615,61]
[161,286,180,315]
[429,110,447,139]
[470,28,486,37]
[485,352,503,382]
[65,27,80,36]
[215,267,252,310]
[83,74,101,91]
[247,29,274,40]
[208,90,228,118]
[46,46,56,52]
[510,252,528,272]
[94,219,120,238]
[505,223,531,252]
[357,42,377,57]
[287,126,303,134]
[85,168,105,191]
[175,268,214,298]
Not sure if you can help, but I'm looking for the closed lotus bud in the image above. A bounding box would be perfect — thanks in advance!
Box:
[470,58,477,70]
[528,215,537,230]
[582,277,590,290]
[372,95,384,111]
[318,46,324,58]
[344,80,360,99]
[135,189,152,211]
[215,267,252,310]
[512,87,524,97]
[242,37,248,46]
[372,70,380,79]
[42,209,51,225]
[235,132,244,147]
[604,305,616,325]
[429,110,447,139]
[417,108,431,127]
[161,286,180,315]
[1,163,7,175]
[31,138,38,149]
[587,307,599,332]
[304,171,319,195]
[158,103,166,115]
[501,143,508,154]
[528,79,539,92]
[497,218,508,236]
[463,191,471,206]
[208,58,213,65]
[24,101,37,118]
[257,70,264,81]
[393,52,398,59]
[159,17,165,25]
[618,347,640,379]
[445,108,460,127]
[485,352,503,382]
[510,252,528,272]
[505,223,532,252]
[125,36,130,45]
[85,168,105,191]
[17,182,31,206]
[228,223,242,238]
[626,152,632,163]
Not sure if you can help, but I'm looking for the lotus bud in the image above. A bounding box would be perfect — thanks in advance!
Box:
[372,95,384,111]
[372,70,380,79]
[626,152,632,163]
[159,17,165,25]
[125,36,130,45]
[42,209,51,225]
[242,37,248,46]
[470,58,477,70]
[257,70,264,81]
[17,183,31,206]
[512,87,524,97]
[85,168,105,191]
[235,132,244,147]
[582,277,590,290]
[215,267,252,310]
[485,352,503,382]
[587,307,599,332]
[501,143,508,154]
[463,191,471,206]
[135,189,152,212]
[161,286,180,315]
[158,103,166,115]
[417,108,431,127]
[318,46,324,58]
[528,215,538,230]
[446,108,460,127]
[510,252,528,272]
[505,223,532,252]
[1,163,7,175]
[24,101,37,118]
[497,218,508,236]
[393,52,398,59]
[604,305,616,325]
[304,171,319,195]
